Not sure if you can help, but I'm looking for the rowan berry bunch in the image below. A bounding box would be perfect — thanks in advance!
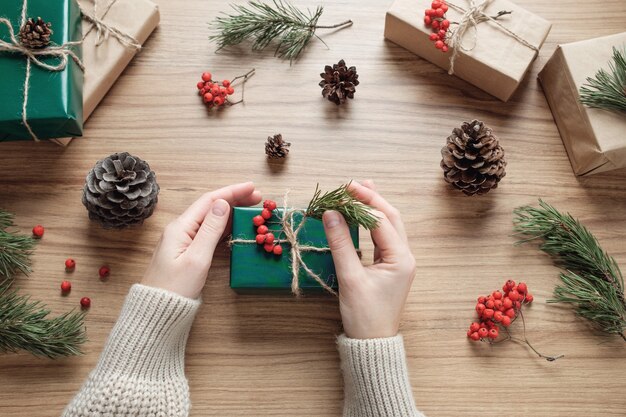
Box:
[467,280,562,361]
[252,200,283,256]
[424,0,451,52]
[196,68,255,109]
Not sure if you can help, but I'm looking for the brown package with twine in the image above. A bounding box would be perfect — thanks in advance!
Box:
[384,0,551,101]
[538,32,626,176]
[52,0,159,146]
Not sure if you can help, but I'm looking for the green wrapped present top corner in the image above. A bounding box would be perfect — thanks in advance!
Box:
[230,206,359,294]
[0,0,83,142]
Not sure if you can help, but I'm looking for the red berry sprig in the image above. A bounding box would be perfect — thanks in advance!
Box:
[253,200,283,256]
[467,280,562,361]
[424,0,450,52]
[196,68,255,109]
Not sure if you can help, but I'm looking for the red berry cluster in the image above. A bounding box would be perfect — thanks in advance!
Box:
[253,200,283,256]
[424,0,450,52]
[467,280,533,342]
[197,71,235,108]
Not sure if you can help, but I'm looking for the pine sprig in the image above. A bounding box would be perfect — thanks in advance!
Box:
[513,200,626,341]
[306,183,379,230]
[209,0,352,61]
[0,278,86,358]
[0,210,37,279]
[579,46,626,112]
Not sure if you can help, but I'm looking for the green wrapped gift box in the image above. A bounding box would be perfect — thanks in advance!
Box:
[230,207,359,293]
[0,0,83,142]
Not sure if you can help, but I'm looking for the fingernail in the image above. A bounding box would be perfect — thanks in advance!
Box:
[324,211,341,228]
[212,199,229,216]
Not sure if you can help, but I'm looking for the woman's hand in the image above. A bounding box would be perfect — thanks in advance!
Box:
[322,181,416,339]
[141,182,262,299]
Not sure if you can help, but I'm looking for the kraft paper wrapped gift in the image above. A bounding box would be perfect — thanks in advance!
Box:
[52,0,160,146]
[538,33,626,176]
[384,0,551,101]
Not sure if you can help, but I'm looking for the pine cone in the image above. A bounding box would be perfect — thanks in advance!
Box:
[440,120,506,196]
[265,134,291,159]
[82,153,160,229]
[319,59,359,105]
[19,17,52,49]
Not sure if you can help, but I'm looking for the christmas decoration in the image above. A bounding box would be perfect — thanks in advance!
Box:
[196,69,255,109]
[0,209,86,358]
[265,134,291,159]
[579,47,626,112]
[65,258,76,271]
[82,152,160,229]
[319,59,359,105]
[98,265,110,279]
[440,120,506,195]
[384,0,551,101]
[60,280,72,293]
[32,225,44,238]
[468,280,562,361]
[514,200,626,341]
[80,297,91,309]
[0,0,84,142]
[18,16,52,49]
[230,183,377,295]
[209,0,352,61]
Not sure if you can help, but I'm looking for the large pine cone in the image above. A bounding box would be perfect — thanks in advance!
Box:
[265,134,291,159]
[82,153,160,229]
[19,17,52,49]
[319,59,359,105]
[440,120,506,196]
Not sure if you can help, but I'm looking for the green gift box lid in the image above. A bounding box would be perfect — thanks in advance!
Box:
[230,207,359,293]
[0,0,83,142]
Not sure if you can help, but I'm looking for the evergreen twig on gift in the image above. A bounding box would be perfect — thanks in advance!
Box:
[209,0,353,61]
[0,210,37,279]
[306,183,379,230]
[513,200,626,341]
[579,46,626,112]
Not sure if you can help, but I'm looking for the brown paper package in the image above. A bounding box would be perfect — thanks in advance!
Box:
[538,32,626,176]
[384,0,551,101]
[52,0,160,146]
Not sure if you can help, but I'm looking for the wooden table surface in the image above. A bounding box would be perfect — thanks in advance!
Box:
[1,0,625,416]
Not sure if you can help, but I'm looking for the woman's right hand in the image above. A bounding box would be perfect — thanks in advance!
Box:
[322,181,416,339]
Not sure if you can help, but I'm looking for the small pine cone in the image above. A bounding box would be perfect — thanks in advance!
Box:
[19,17,52,49]
[319,59,359,105]
[440,120,506,196]
[82,153,160,229]
[265,134,291,159]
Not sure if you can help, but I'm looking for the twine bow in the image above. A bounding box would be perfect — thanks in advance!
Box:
[230,192,339,297]
[445,0,539,75]
[81,0,141,50]
[0,0,84,141]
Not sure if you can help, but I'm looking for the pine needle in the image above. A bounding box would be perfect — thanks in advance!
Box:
[0,209,37,279]
[306,183,379,230]
[209,0,352,62]
[513,200,626,340]
[579,46,626,112]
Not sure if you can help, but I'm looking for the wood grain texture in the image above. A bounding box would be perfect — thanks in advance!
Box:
[1,0,625,416]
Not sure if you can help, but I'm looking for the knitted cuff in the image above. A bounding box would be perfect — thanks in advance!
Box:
[93,284,201,381]
[337,334,421,417]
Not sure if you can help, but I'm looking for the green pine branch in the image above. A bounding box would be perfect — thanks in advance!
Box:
[513,200,626,341]
[306,183,379,230]
[0,210,37,280]
[579,46,626,112]
[209,0,352,62]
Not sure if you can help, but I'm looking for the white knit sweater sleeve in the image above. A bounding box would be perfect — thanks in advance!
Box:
[337,334,425,417]
[62,284,201,417]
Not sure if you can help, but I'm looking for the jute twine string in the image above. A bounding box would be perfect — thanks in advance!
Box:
[81,0,141,49]
[0,0,84,141]
[229,192,337,297]
[444,0,539,75]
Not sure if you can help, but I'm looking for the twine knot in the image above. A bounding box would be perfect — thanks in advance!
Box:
[81,0,141,50]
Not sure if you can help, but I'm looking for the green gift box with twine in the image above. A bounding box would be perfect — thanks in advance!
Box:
[230,206,359,294]
[0,0,83,142]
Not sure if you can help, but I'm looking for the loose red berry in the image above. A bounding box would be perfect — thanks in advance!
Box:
[263,200,277,211]
[272,245,283,256]
[431,1,441,9]
[517,282,528,294]
[441,3,448,12]
[441,19,450,29]
[435,8,445,17]
[477,296,486,304]
[60,280,71,293]
[478,327,488,338]
[438,29,447,38]
[265,233,275,245]
[203,92,214,103]
[32,225,44,238]
[197,81,205,90]
[441,45,449,53]
[488,328,499,339]
[253,215,265,227]
[429,33,438,41]
[469,322,480,332]
[201,72,212,82]
[222,80,231,88]
[434,40,444,49]
[492,291,502,300]
[80,297,91,308]
[425,8,435,16]
[432,20,440,29]
[508,290,520,301]
[261,208,272,220]
[256,234,266,244]
[525,294,534,303]
[476,303,486,314]
[424,16,432,25]
[501,316,512,327]
[65,258,76,270]
[504,280,516,291]
[99,265,110,279]
[264,243,274,253]
[226,87,235,95]
[505,308,516,319]
[257,225,269,234]
[470,332,480,341]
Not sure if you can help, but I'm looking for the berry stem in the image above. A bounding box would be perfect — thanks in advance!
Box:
[313,20,353,30]
[228,68,256,105]
[505,311,564,362]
